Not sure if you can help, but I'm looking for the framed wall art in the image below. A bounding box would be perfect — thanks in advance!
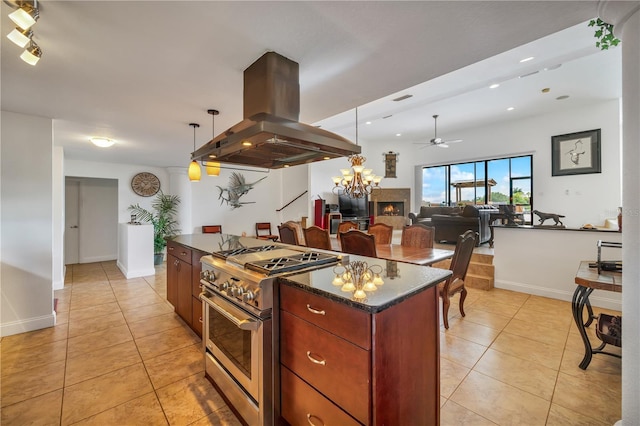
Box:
[383,151,398,178]
[551,129,601,176]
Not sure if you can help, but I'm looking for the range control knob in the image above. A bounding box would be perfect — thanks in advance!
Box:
[242,290,255,303]
[233,286,245,298]
[220,280,230,291]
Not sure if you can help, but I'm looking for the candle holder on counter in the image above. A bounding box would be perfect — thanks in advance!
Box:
[332,261,384,301]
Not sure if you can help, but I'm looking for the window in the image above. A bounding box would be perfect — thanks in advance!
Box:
[421,155,533,216]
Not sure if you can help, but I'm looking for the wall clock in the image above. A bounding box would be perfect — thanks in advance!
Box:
[131,172,160,197]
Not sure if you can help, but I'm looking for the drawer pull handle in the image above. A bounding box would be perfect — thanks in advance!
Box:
[306,413,324,426]
[306,304,325,315]
[168,246,174,251]
[198,317,203,323]
[306,351,326,366]
[181,251,187,256]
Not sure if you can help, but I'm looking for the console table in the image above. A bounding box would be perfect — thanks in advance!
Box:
[572,261,622,369]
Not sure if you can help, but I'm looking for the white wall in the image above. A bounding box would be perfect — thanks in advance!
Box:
[403,100,621,227]
[493,227,622,310]
[65,159,170,224]
[1,111,55,336]
[189,167,284,236]
[52,147,65,289]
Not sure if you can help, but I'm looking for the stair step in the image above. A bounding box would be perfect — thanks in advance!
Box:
[466,273,494,290]
[471,253,494,265]
[467,261,495,277]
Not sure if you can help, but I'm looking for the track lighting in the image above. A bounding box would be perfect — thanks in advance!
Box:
[20,40,42,66]
[9,1,39,30]
[188,123,201,182]
[7,27,32,48]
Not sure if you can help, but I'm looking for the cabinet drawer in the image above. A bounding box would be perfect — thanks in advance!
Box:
[280,311,370,424]
[280,284,370,350]
[281,366,361,426]
[167,241,192,264]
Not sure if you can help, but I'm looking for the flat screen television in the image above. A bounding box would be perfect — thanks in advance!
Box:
[338,193,369,218]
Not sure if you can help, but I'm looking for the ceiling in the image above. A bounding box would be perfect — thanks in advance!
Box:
[1,1,618,169]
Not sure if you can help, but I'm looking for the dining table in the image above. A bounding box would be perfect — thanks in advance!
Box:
[374,244,454,266]
[572,260,622,369]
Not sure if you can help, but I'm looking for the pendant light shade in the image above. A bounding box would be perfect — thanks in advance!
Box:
[205,109,220,176]
[7,27,32,48]
[9,3,39,30]
[20,40,41,66]
[206,162,220,176]
[188,160,201,181]
[188,123,201,182]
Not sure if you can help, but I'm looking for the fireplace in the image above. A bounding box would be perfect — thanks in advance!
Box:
[370,188,410,229]
[378,202,404,216]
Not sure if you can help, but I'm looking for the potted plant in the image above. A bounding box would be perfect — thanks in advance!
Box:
[588,18,620,50]
[128,191,181,265]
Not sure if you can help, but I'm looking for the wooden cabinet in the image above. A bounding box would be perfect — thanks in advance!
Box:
[279,283,440,425]
[166,240,205,337]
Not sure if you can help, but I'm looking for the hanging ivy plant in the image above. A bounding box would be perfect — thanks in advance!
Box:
[588,18,621,50]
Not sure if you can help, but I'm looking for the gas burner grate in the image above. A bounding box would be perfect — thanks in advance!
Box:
[260,257,301,270]
[245,251,340,275]
[212,245,279,260]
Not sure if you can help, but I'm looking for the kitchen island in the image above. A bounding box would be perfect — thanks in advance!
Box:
[167,234,451,425]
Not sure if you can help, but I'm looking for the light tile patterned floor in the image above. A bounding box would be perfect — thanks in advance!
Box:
[0,261,621,425]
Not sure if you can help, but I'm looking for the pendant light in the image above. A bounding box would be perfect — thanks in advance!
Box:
[19,39,41,66]
[188,123,201,182]
[331,108,382,198]
[7,27,32,48]
[205,109,221,176]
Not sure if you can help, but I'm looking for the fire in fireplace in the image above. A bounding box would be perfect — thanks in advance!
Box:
[379,202,404,216]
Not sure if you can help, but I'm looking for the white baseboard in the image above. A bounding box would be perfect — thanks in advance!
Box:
[53,277,65,290]
[80,254,117,263]
[495,279,622,311]
[1,313,56,337]
[116,260,155,279]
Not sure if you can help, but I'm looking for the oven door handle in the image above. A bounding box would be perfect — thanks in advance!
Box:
[205,295,260,331]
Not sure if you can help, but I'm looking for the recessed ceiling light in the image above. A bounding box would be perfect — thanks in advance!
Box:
[283,164,290,168]
[489,83,500,89]
[519,56,534,63]
[365,121,372,125]
[507,107,515,111]
[323,156,330,160]
[544,64,562,71]
[242,141,252,146]
[208,154,217,158]
[396,133,402,137]
[519,70,539,78]
[90,137,115,148]
[541,88,550,93]
[556,95,570,100]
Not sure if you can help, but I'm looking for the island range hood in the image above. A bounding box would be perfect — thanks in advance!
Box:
[191,51,360,169]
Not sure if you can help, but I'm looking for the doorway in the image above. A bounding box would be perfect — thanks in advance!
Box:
[64,177,118,265]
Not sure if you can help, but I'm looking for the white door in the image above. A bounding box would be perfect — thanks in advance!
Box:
[65,179,80,265]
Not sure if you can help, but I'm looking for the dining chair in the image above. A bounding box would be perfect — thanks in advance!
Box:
[303,226,333,250]
[255,222,279,241]
[278,222,300,245]
[339,229,377,257]
[400,224,434,249]
[368,222,393,245]
[336,221,358,244]
[202,225,222,234]
[439,230,477,329]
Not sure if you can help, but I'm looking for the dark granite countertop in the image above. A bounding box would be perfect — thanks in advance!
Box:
[280,254,452,314]
[169,233,284,254]
[171,233,452,313]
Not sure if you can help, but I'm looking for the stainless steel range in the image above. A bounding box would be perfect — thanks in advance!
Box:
[199,244,342,426]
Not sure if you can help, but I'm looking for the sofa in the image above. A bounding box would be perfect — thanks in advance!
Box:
[430,205,498,245]
[408,206,462,225]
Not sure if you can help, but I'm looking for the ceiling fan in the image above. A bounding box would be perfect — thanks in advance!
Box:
[415,114,463,148]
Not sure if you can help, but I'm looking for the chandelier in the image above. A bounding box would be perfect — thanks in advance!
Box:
[332,261,384,301]
[331,108,382,198]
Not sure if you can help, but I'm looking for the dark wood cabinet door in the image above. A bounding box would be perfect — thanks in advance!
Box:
[167,254,179,309]
[176,258,192,324]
